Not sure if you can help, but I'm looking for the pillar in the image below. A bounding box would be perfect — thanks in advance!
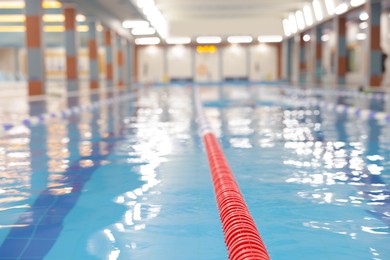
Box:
[116,34,125,88]
[277,43,282,80]
[88,20,99,90]
[219,47,223,82]
[25,0,45,96]
[246,46,251,81]
[163,46,168,84]
[104,28,113,87]
[126,40,134,87]
[287,38,293,83]
[366,1,383,87]
[299,34,306,85]
[64,4,78,92]
[314,26,323,84]
[335,16,347,86]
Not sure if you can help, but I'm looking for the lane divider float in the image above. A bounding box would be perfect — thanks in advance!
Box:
[1,91,137,133]
[194,87,270,260]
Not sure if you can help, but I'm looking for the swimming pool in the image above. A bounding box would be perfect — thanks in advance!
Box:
[0,84,389,259]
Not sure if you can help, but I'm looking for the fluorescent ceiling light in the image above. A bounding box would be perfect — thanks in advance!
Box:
[321,34,330,42]
[312,0,323,21]
[359,22,368,29]
[283,18,291,36]
[196,36,222,44]
[303,5,314,26]
[0,1,62,9]
[122,20,149,29]
[359,12,369,21]
[258,35,283,43]
[42,14,65,23]
[289,14,298,33]
[135,37,161,45]
[76,14,86,22]
[325,0,335,15]
[132,27,156,35]
[166,37,191,44]
[296,10,305,30]
[227,36,253,44]
[351,0,366,7]
[335,3,348,15]
[0,14,24,23]
[303,34,311,42]
[356,33,366,40]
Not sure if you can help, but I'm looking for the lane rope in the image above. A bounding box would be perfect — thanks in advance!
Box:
[194,87,270,260]
[1,91,137,134]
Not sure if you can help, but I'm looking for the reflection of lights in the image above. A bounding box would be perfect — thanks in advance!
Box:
[133,203,142,221]
[103,229,116,242]
[108,249,120,260]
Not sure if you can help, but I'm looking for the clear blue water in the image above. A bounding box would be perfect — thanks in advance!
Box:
[0,85,389,259]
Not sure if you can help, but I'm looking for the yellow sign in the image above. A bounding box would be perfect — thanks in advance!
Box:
[196,45,217,54]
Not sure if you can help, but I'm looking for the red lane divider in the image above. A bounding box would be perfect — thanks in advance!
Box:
[203,132,270,260]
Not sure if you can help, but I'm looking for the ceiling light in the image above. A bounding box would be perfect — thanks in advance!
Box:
[0,15,25,23]
[283,18,291,36]
[356,33,366,40]
[303,34,311,42]
[166,37,191,44]
[135,37,161,45]
[122,20,149,29]
[350,0,366,7]
[258,35,283,43]
[312,0,323,21]
[303,5,314,26]
[359,22,368,29]
[359,12,369,21]
[196,36,222,44]
[42,14,65,23]
[321,34,330,42]
[227,36,253,44]
[76,14,86,22]
[335,3,348,15]
[131,27,156,35]
[0,0,61,9]
[296,11,305,30]
[325,0,335,15]
[289,14,298,33]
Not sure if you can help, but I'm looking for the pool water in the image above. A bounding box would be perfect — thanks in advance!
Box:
[0,85,389,259]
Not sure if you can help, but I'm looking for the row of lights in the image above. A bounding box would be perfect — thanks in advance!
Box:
[299,9,375,43]
[128,0,168,39]
[283,0,367,37]
[133,35,284,45]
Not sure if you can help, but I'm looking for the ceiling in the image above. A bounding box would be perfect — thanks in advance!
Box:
[74,0,309,38]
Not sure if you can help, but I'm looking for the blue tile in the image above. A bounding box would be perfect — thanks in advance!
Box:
[0,238,28,258]
[20,239,56,258]
[34,225,63,239]
[6,225,36,239]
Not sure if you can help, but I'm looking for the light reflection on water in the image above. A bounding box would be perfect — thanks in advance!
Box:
[206,85,390,259]
[0,85,389,259]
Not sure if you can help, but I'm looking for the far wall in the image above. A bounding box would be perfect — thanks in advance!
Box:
[137,43,279,83]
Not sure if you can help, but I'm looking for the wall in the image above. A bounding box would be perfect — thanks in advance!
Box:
[167,45,192,80]
[137,45,165,83]
[0,48,19,80]
[136,44,279,84]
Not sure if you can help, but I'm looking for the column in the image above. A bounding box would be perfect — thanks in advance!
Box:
[219,47,223,82]
[126,40,134,87]
[314,26,323,85]
[366,1,382,87]
[246,46,251,81]
[287,38,293,83]
[191,47,196,82]
[116,34,125,88]
[299,34,306,85]
[163,46,168,84]
[64,4,78,92]
[104,28,113,87]
[25,0,45,96]
[88,20,99,90]
[335,16,347,86]
[277,43,282,80]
